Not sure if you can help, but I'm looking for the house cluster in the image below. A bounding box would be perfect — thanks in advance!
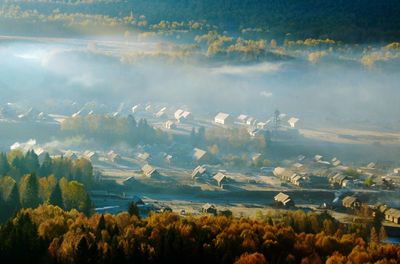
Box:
[271,153,400,192]
[213,111,300,138]
[273,167,307,187]
[191,165,228,188]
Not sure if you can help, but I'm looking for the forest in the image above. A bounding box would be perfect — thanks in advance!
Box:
[0,204,399,263]
[0,150,92,222]
[4,0,400,42]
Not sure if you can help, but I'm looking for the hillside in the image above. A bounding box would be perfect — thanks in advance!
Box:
[6,0,400,42]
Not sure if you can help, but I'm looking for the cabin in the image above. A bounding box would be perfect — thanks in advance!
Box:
[165,120,176,129]
[202,203,217,215]
[141,164,160,178]
[138,152,151,162]
[290,173,304,186]
[174,109,192,122]
[214,112,232,125]
[314,155,323,162]
[385,208,400,224]
[288,117,299,128]
[330,173,348,187]
[213,172,227,187]
[257,122,268,130]
[331,158,342,167]
[164,154,173,164]
[342,196,361,209]
[237,114,248,124]
[192,165,208,179]
[108,151,122,163]
[274,192,294,207]
[192,148,209,163]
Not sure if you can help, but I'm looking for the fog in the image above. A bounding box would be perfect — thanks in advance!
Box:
[1,38,400,130]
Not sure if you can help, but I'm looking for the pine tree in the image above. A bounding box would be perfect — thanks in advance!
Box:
[0,152,10,176]
[38,153,52,177]
[19,173,40,208]
[25,150,39,174]
[128,202,140,219]
[49,182,63,208]
[96,214,106,241]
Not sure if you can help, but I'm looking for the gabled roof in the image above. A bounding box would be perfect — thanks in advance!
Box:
[237,114,248,121]
[213,172,226,183]
[274,192,291,203]
[193,148,207,161]
[142,164,157,177]
[192,165,207,178]
[138,152,150,161]
[215,112,230,121]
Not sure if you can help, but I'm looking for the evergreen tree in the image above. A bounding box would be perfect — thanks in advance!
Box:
[4,183,20,217]
[76,236,90,264]
[19,174,40,208]
[128,202,140,219]
[49,182,63,208]
[25,150,40,174]
[38,153,52,177]
[96,214,106,241]
[0,152,10,176]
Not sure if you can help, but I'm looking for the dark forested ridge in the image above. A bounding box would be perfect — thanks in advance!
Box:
[6,0,400,42]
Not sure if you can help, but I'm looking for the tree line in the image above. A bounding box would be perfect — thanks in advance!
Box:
[61,115,169,147]
[0,205,399,263]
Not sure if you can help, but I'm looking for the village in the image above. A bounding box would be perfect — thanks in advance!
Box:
[1,100,400,240]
